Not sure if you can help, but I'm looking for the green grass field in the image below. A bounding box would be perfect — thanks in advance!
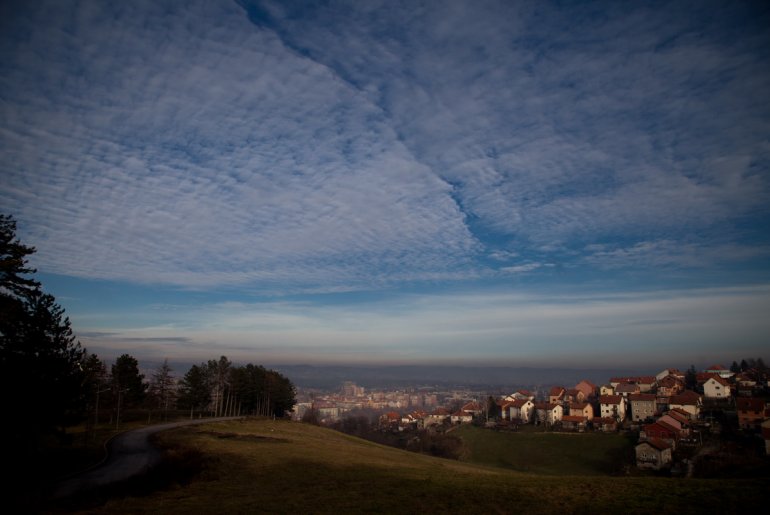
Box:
[454,425,636,475]
[55,419,768,514]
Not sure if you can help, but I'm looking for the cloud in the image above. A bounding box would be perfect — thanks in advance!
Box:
[75,284,770,367]
[0,0,478,291]
[1,0,768,296]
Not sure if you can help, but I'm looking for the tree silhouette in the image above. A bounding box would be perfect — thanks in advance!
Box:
[0,215,87,491]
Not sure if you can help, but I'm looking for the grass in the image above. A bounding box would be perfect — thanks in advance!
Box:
[454,425,636,475]
[51,419,769,514]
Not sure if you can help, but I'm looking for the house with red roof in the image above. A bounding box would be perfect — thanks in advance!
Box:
[736,397,768,429]
[534,402,563,425]
[599,395,627,421]
[569,402,594,421]
[655,375,683,397]
[561,414,587,431]
[450,410,473,424]
[636,438,673,470]
[641,421,678,448]
[615,382,640,397]
[668,390,702,418]
[574,380,597,399]
[705,364,733,379]
[548,386,565,405]
[508,399,535,423]
[703,375,732,399]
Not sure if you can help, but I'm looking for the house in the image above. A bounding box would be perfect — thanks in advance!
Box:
[599,384,614,396]
[636,438,673,470]
[641,421,678,447]
[461,401,483,416]
[569,402,594,421]
[574,380,597,399]
[669,390,702,418]
[703,376,732,399]
[655,375,683,397]
[548,386,566,405]
[636,377,657,393]
[656,368,684,382]
[736,397,768,429]
[593,417,618,432]
[669,407,693,421]
[629,394,657,422]
[705,364,733,379]
[497,400,514,421]
[508,399,535,423]
[564,389,586,404]
[599,395,627,421]
[657,414,690,438]
[534,402,563,425]
[509,390,535,401]
[561,414,587,431]
[615,382,640,397]
[424,407,450,427]
[450,410,473,424]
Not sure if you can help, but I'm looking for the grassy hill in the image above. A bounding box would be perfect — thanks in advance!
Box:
[57,419,768,514]
[454,425,636,475]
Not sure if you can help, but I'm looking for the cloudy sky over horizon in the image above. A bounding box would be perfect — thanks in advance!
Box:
[2,0,769,370]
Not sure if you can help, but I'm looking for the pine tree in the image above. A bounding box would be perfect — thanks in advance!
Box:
[0,215,88,482]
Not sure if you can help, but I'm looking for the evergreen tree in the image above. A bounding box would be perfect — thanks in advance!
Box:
[0,215,88,488]
[177,364,211,415]
[111,354,147,407]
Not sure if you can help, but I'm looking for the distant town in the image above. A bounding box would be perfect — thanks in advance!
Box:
[293,360,770,473]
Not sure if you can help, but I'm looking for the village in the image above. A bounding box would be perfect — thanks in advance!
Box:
[294,363,770,473]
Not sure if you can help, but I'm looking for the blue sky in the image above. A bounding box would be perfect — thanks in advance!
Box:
[1,0,769,371]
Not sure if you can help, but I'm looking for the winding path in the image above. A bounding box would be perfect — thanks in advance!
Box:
[52,417,242,499]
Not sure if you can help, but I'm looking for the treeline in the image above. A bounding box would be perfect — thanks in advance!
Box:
[81,353,296,425]
[0,215,295,474]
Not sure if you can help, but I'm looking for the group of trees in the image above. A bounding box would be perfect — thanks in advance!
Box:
[177,356,296,419]
[0,215,295,467]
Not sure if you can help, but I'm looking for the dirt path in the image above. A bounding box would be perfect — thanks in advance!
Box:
[52,417,242,499]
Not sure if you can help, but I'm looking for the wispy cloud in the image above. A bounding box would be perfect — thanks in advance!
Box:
[76,285,770,367]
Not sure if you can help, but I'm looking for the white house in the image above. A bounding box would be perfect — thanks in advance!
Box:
[703,376,732,399]
[450,410,473,424]
[534,403,563,425]
[636,439,673,470]
[599,395,627,421]
[509,399,535,423]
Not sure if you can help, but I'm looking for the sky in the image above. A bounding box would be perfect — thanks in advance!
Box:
[1,0,769,373]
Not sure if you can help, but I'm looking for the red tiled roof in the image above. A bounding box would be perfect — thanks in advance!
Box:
[670,390,701,405]
[562,415,586,423]
[706,375,731,387]
[549,386,565,396]
[629,394,657,402]
[600,395,623,405]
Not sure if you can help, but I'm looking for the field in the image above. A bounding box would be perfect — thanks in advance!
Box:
[454,425,636,475]
[53,419,768,514]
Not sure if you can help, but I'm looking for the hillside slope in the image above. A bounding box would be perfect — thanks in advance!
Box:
[64,419,767,514]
